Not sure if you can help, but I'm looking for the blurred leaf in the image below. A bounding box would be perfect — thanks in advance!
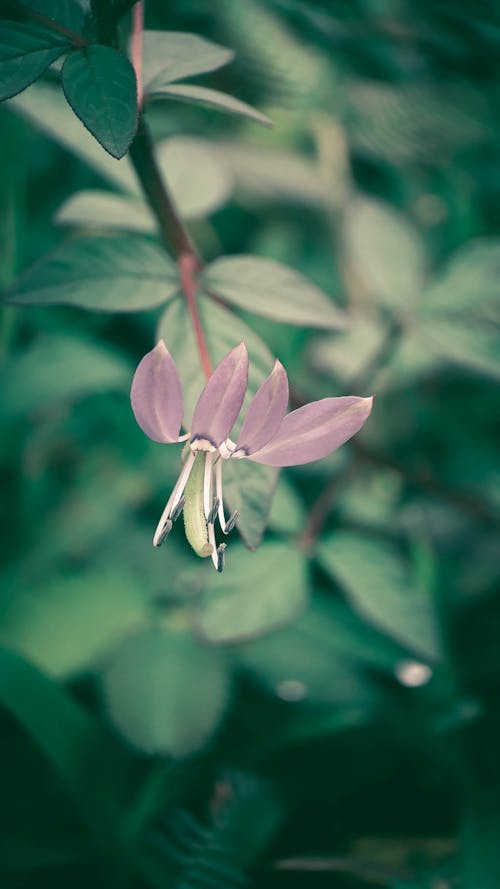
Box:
[149,84,272,127]
[0,334,130,418]
[204,255,346,329]
[268,476,305,535]
[416,239,500,380]
[0,569,150,678]
[195,542,308,644]
[0,22,70,102]
[4,235,179,311]
[343,197,426,310]
[318,531,440,662]
[0,647,123,852]
[157,295,274,424]
[103,625,230,756]
[8,80,137,191]
[221,458,278,551]
[61,46,138,159]
[156,137,234,218]
[55,190,155,231]
[309,318,388,385]
[141,30,234,90]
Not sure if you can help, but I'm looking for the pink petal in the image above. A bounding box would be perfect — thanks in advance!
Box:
[191,342,249,448]
[131,340,184,443]
[248,396,373,466]
[235,359,289,455]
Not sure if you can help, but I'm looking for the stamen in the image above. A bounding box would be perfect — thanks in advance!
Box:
[215,457,238,534]
[207,518,219,571]
[170,496,185,523]
[153,450,196,546]
[156,519,172,546]
[207,498,220,525]
[217,543,226,572]
[224,510,239,534]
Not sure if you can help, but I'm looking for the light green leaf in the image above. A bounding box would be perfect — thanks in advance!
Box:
[56,190,156,232]
[310,318,388,385]
[9,80,137,191]
[142,30,233,90]
[62,45,138,159]
[0,570,150,678]
[149,83,272,127]
[343,197,426,309]
[204,255,346,329]
[196,542,309,644]
[0,334,130,418]
[157,295,274,425]
[318,531,440,662]
[156,137,234,218]
[103,626,230,756]
[221,458,278,551]
[4,235,180,311]
[268,476,305,535]
[415,239,500,381]
[0,647,124,853]
[0,22,70,102]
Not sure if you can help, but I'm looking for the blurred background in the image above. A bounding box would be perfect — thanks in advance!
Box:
[1,0,500,887]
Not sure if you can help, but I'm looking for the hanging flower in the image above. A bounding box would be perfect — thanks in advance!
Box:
[131,340,373,570]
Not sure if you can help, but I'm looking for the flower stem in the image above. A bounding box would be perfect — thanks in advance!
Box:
[130,0,144,108]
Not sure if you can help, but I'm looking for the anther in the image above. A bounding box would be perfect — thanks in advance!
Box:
[224,510,239,534]
[155,519,173,546]
[207,498,220,525]
[216,543,226,572]
[170,496,185,523]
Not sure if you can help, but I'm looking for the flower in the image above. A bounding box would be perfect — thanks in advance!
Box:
[131,340,373,570]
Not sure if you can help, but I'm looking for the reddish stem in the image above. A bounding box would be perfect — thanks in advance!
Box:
[131,1,144,108]
[179,253,213,380]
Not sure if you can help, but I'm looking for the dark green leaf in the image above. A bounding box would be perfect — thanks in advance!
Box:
[203,255,347,329]
[141,30,233,90]
[62,45,138,159]
[0,22,70,102]
[102,626,230,755]
[149,83,272,127]
[4,235,179,311]
[196,542,309,644]
[21,0,89,32]
[0,647,124,852]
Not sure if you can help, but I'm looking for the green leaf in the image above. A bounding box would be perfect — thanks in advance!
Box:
[343,197,426,309]
[221,458,278,551]
[196,542,309,644]
[149,83,272,127]
[0,569,150,678]
[21,0,88,32]
[0,647,124,853]
[56,189,156,232]
[0,333,130,418]
[62,45,138,159]
[310,318,388,385]
[102,626,230,756]
[157,295,274,425]
[317,531,440,662]
[141,30,233,90]
[415,239,500,381]
[0,22,70,102]
[268,476,305,535]
[4,235,179,311]
[203,255,347,329]
[156,137,234,218]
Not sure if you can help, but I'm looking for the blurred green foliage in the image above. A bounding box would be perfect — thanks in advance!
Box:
[1,1,500,887]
